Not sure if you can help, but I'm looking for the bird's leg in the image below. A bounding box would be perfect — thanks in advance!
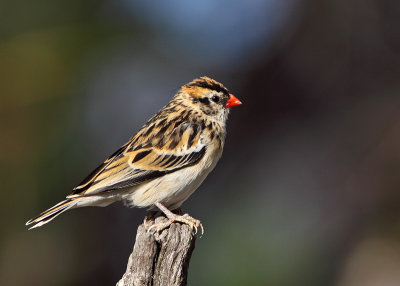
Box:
[147,202,204,235]
[144,210,157,227]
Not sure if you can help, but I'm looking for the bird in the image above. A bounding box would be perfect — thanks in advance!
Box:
[26,76,242,233]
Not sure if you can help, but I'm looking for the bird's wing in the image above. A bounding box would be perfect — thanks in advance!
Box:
[69,121,205,197]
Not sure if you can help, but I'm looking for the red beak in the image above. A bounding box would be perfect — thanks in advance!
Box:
[226,94,242,108]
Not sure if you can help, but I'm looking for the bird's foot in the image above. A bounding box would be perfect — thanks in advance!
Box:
[147,213,204,236]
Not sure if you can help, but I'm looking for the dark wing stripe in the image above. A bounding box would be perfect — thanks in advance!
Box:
[73,145,126,192]
[186,147,205,164]
[158,122,172,134]
[92,170,167,193]
[168,137,180,149]
[131,142,152,152]
[75,163,107,189]
[72,118,206,196]
[151,153,165,165]
[142,123,155,138]
[104,159,125,171]
[164,155,181,168]
[132,150,152,163]
[85,146,206,194]
[155,118,167,130]
[172,118,185,130]
[179,123,191,135]
[167,154,187,168]
[184,152,195,164]
[94,164,131,184]
[159,154,177,167]
[188,125,199,147]
[178,146,206,168]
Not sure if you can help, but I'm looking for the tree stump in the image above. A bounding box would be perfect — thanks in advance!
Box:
[116,216,197,286]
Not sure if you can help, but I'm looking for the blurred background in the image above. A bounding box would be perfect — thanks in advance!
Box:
[1,0,400,285]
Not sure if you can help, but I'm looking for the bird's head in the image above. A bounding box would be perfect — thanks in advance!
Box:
[177,77,241,122]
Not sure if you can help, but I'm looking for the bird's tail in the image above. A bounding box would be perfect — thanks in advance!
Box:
[26,197,82,230]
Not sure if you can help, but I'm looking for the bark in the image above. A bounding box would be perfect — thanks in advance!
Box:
[117,216,197,286]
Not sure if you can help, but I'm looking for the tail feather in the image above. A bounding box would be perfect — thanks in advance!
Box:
[26,198,81,230]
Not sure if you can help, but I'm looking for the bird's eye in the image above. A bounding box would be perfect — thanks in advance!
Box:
[211,95,219,103]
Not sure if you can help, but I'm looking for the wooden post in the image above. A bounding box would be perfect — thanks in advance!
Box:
[116,216,197,286]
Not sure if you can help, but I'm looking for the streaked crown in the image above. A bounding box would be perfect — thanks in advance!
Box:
[181,76,230,98]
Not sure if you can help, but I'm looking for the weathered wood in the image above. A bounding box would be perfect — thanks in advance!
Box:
[117,216,197,286]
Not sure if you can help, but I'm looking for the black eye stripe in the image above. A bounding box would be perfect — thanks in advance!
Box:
[199,97,210,105]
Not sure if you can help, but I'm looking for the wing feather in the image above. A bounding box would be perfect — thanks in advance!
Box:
[69,120,206,197]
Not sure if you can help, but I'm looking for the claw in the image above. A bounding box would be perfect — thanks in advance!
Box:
[182,213,204,236]
[146,214,204,236]
[147,221,170,233]
[199,224,204,237]
[148,202,204,236]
